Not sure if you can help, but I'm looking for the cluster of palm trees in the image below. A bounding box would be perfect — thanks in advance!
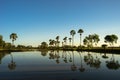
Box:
[48,29,84,48]
[1,29,119,50]
[49,36,60,47]
[47,28,118,48]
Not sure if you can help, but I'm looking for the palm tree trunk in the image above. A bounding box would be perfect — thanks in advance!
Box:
[72,36,74,47]
[80,34,82,47]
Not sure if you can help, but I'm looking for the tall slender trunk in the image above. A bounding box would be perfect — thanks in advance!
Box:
[72,36,74,47]
[80,34,82,47]
[12,40,14,46]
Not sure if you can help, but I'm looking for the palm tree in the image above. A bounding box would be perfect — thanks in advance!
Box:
[56,36,60,47]
[10,33,18,45]
[78,29,84,47]
[63,37,67,46]
[70,30,76,47]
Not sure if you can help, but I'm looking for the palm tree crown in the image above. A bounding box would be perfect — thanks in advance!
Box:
[78,29,84,35]
[78,29,84,46]
[70,30,76,46]
[10,33,18,45]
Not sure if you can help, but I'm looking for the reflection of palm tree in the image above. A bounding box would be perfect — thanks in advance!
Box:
[63,51,68,63]
[68,52,72,62]
[49,51,55,59]
[78,52,85,72]
[8,53,16,70]
[71,51,77,71]
[55,50,60,64]
[102,53,108,59]
[106,54,120,70]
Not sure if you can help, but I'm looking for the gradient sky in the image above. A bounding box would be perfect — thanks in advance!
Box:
[0,0,120,47]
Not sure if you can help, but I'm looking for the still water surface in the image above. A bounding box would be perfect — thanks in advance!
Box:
[0,51,120,80]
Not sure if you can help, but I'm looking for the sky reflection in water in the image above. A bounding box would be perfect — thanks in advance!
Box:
[0,51,120,80]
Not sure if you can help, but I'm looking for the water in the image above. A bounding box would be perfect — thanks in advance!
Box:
[0,51,120,80]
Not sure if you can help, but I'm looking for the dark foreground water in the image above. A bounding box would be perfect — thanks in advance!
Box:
[0,51,120,80]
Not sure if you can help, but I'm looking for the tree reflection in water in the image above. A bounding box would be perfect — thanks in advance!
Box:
[49,50,55,59]
[106,53,120,70]
[49,50,60,64]
[0,52,10,64]
[102,52,108,59]
[63,51,68,63]
[71,51,77,71]
[68,51,72,62]
[84,52,101,69]
[78,51,85,72]
[8,53,16,70]
[41,50,48,56]
[55,50,60,64]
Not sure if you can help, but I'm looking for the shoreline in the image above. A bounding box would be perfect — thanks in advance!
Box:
[0,47,120,54]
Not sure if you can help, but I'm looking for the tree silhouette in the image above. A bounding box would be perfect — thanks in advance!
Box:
[56,36,60,47]
[69,38,72,46]
[93,34,100,46]
[70,30,76,47]
[63,37,67,46]
[104,34,118,47]
[83,34,100,47]
[10,33,18,45]
[0,35,3,48]
[78,29,84,47]
[40,42,48,49]
[49,39,55,47]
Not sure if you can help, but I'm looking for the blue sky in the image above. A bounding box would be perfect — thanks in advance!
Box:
[0,0,120,46]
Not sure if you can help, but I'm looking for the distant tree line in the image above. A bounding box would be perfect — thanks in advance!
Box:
[0,29,119,50]
[39,29,118,49]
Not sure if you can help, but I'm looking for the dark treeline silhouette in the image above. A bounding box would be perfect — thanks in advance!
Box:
[0,29,120,53]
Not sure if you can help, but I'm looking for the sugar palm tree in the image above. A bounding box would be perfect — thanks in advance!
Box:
[10,33,18,45]
[56,36,60,47]
[70,30,76,47]
[78,29,84,47]
[63,37,67,45]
